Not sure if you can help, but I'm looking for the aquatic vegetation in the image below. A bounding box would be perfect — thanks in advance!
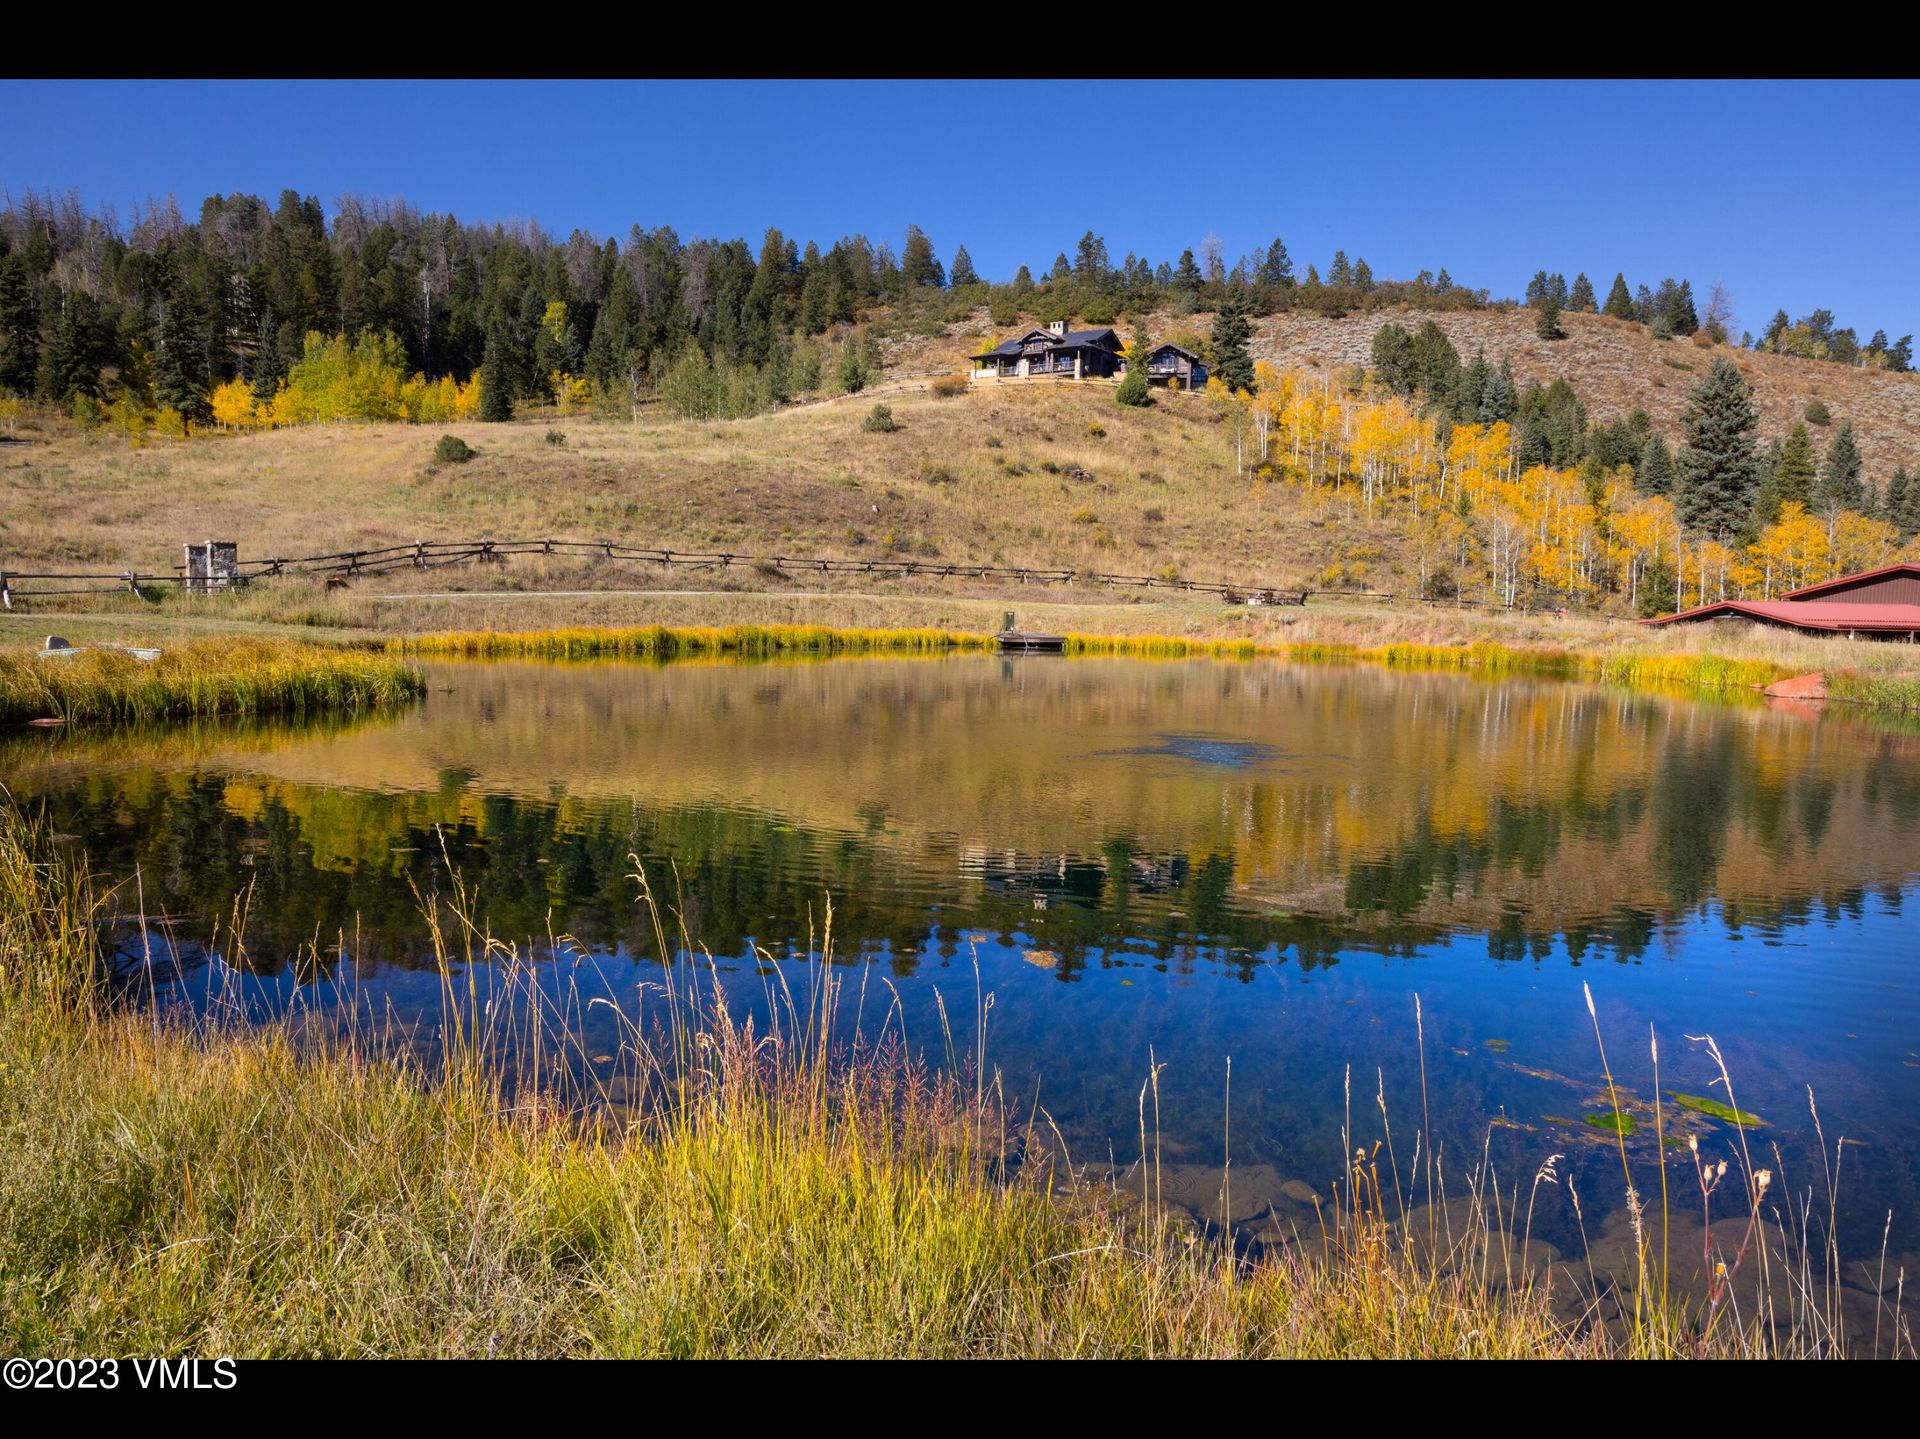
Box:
[0,639,424,726]
[394,623,993,661]
[1584,1109,1639,1136]
[1668,1092,1766,1127]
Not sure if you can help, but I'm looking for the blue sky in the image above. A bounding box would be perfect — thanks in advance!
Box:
[4,79,1916,341]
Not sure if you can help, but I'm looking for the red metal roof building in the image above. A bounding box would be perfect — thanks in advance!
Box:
[1640,562,1920,639]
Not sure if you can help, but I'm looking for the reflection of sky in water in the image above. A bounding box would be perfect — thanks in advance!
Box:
[10,653,1920,1263]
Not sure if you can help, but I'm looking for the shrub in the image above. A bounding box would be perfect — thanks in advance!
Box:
[861,403,897,434]
[545,429,566,446]
[434,434,476,464]
[1143,507,1164,523]
[1804,399,1831,426]
[930,374,969,399]
[1115,366,1150,407]
[1086,422,1106,437]
[1071,508,1098,524]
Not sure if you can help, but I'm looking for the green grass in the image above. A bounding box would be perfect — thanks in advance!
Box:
[0,638,424,726]
[0,804,1904,1358]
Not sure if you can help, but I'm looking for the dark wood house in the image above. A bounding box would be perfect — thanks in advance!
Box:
[1143,342,1208,389]
[970,320,1126,381]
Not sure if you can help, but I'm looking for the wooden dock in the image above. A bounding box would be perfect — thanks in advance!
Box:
[995,631,1066,653]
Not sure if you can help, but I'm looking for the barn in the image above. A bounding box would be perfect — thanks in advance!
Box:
[1639,561,1920,639]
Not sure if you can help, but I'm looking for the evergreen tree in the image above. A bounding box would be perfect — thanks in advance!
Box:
[1568,272,1596,312]
[1675,357,1761,535]
[1209,293,1255,392]
[35,287,108,401]
[948,245,978,288]
[1351,258,1374,292]
[1813,420,1864,513]
[1638,432,1675,497]
[479,330,513,421]
[0,252,37,393]
[900,225,944,288]
[1257,237,1292,286]
[152,283,213,422]
[1115,331,1151,407]
[1173,249,1202,290]
[1772,421,1817,510]
[1887,465,1919,537]
[1535,290,1562,341]
[1327,251,1352,287]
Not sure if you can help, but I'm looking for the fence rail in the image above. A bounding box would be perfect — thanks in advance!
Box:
[0,534,1425,611]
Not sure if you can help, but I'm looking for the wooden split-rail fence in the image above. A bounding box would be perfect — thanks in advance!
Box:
[0,535,1411,612]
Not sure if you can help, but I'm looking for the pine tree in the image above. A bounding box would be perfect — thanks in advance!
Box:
[1535,290,1562,341]
[1676,357,1761,535]
[0,252,37,393]
[1888,465,1920,537]
[35,287,107,401]
[479,330,513,421]
[1638,432,1675,497]
[1209,294,1255,392]
[900,225,944,288]
[1773,422,1817,509]
[1813,420,1864,513]
[1327,251,1352,287]
[1257,237,1292,286]
[948,245,978,288]
[1351,258,1374,292]
[1174,250,1202,290]
[1568,272,1596,312]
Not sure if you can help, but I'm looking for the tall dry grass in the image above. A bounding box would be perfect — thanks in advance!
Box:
[0,638,423,725]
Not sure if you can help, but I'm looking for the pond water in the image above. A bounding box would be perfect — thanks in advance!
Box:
[7,654,1920,1265]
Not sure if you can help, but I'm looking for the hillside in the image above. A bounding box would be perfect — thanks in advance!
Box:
[5,301,1919,619]
[915,305,1920,476]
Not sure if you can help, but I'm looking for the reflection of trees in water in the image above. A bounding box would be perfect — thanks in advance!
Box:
[45,703,1920,982]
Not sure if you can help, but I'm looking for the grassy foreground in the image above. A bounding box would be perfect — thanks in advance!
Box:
[0,805,1901,1359]
[0,637,423,726]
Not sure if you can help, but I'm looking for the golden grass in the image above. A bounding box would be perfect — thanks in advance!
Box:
[0,637,423,725]
[393,622,991,662]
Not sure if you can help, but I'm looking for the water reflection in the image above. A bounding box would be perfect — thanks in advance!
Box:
[6,655,1920,1258]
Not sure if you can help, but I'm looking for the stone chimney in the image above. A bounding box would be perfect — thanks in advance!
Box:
[1046,318,1068,338]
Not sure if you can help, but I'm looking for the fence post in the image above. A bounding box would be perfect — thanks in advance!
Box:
[1,571,10,611]
[415,540,427,569]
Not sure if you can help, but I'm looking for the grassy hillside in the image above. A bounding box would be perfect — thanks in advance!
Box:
[2,378,1401,591]
[3,302,1917,631]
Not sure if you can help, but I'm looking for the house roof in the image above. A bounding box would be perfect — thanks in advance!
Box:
[1780,561,1920,600]
[1639,598,1920,632]
[970,327,1121,360]
[1149,342,1203,362]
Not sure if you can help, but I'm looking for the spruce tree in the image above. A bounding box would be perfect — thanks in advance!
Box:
[1675,357,1760,535]
[1638,432,1675,497]
[1535,290,1562,341]
[1773,422,1817,510]
[1568,272,1596,312]
[35,287,107,401]
[1888,465,1920,537]
[0,252,37,393]
[479,331,514,421]
[1813,420,1864,513]
[1209,294,1255,392]
[948,245,978,288]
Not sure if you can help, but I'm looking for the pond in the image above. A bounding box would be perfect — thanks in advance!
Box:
[7,653,1920,1267]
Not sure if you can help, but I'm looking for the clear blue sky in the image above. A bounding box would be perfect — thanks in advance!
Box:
[4,79,1916,341]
